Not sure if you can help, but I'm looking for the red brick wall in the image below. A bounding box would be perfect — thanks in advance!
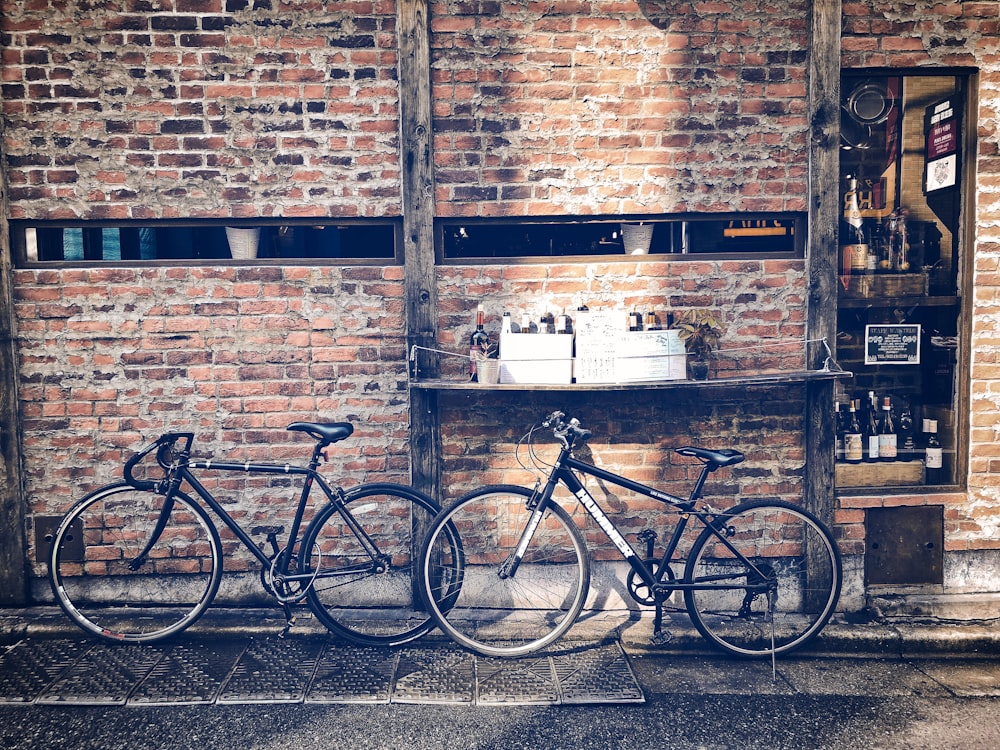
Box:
[15,264,409,576]
[0,0,401,221]
[430,0,810,217]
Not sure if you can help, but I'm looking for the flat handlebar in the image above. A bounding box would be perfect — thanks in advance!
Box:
[542,411,592,447]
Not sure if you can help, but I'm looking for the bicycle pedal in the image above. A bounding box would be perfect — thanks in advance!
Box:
[651,629,674,647]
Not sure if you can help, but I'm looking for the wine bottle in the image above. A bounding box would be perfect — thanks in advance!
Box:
[925,419,944,483]
[878,396,897,461]
[469,304,489,381]
[898,401,915,461]
[834,401,845,462]
[864,391,880,462]
[844,400,863,464]
[840,178,869,275]
[501,311,512,335]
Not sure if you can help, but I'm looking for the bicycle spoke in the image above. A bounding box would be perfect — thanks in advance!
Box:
[49,484,221,643]
[684,500,841,657]
[420,485,590,658]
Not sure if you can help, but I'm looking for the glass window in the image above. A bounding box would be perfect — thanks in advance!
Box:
[14,221,399,265]
[439,214,804,262]
[835,70,971,490]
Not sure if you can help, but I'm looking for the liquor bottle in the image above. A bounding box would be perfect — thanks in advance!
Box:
[878,396,898,461]
[645,310,660,331]
[629,309,643,332]
[469,304,489,381]
[501,311,513,335]
[840,178,869,275]
[864,392,880,462]
[844,400,863,464]
[925,419,944,483]
[539,311,555,334]
[898,401,915,461]
[520,312,532,333]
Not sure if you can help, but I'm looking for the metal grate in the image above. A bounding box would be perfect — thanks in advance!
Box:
[0,636,644,706]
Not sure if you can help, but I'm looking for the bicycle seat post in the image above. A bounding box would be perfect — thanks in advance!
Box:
[688,462,715,504]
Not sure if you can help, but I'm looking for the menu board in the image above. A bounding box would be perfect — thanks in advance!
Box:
[865,324,921,365]
[925,97,959,193]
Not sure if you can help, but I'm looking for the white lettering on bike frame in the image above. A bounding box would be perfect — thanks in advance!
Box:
[574,487,636,558]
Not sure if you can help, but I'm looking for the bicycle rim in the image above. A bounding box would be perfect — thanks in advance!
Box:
[304,483,458,647]
[49,483,222,644]
[421,485,590,658]
[684,500,842,657]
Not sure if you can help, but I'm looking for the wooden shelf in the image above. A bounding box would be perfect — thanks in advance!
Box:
[409,369,853,392]
[838,295,959,309]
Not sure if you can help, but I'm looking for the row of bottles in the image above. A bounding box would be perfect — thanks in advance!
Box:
[835,392,945,482]
[840,178,923,275]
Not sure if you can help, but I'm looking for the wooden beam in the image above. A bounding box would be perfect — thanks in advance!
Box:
[398,0,440,499]
[0,144,28,604]
[805,0,842,529]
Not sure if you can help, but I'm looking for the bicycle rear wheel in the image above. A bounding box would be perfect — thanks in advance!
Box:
[49,483,222,644]
[683,499,842,657]
[303,483,460,647]
[420,484,590,658]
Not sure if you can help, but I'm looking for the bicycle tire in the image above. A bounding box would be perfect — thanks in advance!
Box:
[49,482,223,644]
[303,482,460,647]
[683,499,842,657]
[420,484,590,658]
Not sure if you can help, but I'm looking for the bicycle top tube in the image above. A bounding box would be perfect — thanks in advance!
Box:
[537,410,745,507]
[123,421,356,488]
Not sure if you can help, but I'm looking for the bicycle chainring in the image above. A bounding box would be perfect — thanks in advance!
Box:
[627,563,674,605]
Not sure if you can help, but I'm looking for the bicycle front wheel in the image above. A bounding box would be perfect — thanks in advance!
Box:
[49,483,222,644]
[420,485,590,658]
[684,499,842,657]
[303,483,459,647]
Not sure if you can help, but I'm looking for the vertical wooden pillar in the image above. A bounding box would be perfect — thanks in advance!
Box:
[805,0,842,529]
[0,144,28,604]
[398,0,440,499]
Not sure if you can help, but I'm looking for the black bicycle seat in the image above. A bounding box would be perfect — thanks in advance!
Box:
[287,422,354,444]
[675,446,745,468]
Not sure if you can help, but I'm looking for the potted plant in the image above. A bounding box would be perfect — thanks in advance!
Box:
[676,309,723,380]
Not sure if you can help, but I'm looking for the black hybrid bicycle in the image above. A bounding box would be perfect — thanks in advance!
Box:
[48,422,459,646]
[420,411,842,658]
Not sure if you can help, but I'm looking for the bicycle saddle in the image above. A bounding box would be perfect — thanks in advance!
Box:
[675,446,745,468]
[287,421,354,444]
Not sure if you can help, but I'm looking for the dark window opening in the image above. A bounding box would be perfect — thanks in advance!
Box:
[439,214,804,262]
[16,221,399,265]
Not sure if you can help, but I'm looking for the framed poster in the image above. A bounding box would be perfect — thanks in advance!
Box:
[865,324,921,365]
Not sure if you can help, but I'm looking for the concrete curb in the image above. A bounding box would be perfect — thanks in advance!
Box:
[3,607,1000,658]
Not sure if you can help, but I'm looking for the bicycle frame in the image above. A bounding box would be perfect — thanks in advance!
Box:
[527,443,773,598]
[129,433,386,591]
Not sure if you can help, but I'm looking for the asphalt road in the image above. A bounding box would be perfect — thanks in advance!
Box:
[2,652,999,750]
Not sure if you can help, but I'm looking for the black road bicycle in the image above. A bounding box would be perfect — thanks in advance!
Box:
[48,422,459,646]
[419,411,842,658]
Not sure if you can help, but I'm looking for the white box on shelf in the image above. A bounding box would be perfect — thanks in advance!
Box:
[499,332,574,384]
[576,326,687,383]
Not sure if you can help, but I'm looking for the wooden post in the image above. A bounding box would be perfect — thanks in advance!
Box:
[398,0,440,500]
[805,0,841,529]
[0,149,28,604]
